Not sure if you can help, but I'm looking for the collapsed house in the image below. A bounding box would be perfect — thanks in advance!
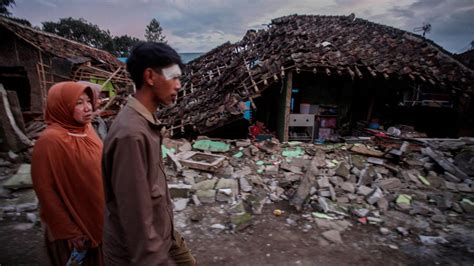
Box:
[455,49,474,70]
[0,16,133,151]
[158,14,474,141]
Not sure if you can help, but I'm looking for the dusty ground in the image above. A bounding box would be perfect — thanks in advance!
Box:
[1,200,474,266]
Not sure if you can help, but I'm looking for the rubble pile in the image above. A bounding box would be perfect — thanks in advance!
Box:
[162,136,474,245]
[1,136,473,250]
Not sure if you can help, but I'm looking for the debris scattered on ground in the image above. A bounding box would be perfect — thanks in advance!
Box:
[1,134,473,258]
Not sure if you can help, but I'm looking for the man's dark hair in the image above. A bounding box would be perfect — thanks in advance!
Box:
[126,42,183,89]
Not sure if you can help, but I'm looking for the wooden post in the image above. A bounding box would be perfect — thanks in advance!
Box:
[278,70,293,142]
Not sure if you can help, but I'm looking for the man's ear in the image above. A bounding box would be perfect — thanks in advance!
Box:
[143,68,155,86]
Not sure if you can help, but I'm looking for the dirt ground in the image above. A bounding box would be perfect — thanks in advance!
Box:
[1,200,474,266]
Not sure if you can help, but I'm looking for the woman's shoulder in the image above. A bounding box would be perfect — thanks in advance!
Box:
[35,126,67,146]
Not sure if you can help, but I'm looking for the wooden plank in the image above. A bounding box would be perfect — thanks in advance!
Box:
[6,90,26,132]
[0,84,32,152]
[422,147,469,180]
[350,145,384,157]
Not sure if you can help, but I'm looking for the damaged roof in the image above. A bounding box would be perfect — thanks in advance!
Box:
[0,16,122,71]
[159,14,474,135]
[455,49,474,70]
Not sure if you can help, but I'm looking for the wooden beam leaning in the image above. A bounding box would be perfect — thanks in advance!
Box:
[99,66,122,90]
[243,58,259,92]
[347,66,355,80]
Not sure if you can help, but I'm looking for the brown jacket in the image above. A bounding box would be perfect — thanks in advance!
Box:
[102,96,174,265]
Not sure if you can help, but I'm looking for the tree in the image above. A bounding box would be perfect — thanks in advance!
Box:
[9,16,31,26]
[1,0,31,26]
[113,35,141,57]
[42,17,114,52]
[0,0,15,16]
[145,18,166,43]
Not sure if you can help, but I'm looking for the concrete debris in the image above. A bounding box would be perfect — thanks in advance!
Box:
[419,235,448,245]
[376,178,402,191]
[2,135,473,257]
[340,182,355,193]
[173,198,189,211]
[460,199,474,214]
[322,230,343,244]
[239,177,253,192]
[216,178,239,195]
[232,166,252,178]
[396,227,409,236]
[216,188,235,203]
[2,164,32,189]
[210,224,227,230]
[457,183,473,193]
[353,208,369,217]
[192,179,217,191]
[195,190,216,203]
[444,172,461,183]
[191,195,201,206]
[356,185,373,196]
[169,184,192,198]
[366,187,383,205]
[13,223,34,231]
[367,157,385,165]
[290,155,320,211]
[380,227,390,235]
[230,212,252,230]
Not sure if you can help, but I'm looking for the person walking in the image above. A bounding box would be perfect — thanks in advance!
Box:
[102,42,195,266]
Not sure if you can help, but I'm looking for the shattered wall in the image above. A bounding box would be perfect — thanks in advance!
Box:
[0,28,43,112]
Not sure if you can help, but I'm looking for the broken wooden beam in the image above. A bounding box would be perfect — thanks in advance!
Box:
[0,84,33,152]
[422,147,469,180]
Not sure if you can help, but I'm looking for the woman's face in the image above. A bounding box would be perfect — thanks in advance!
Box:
[73,92,93,124]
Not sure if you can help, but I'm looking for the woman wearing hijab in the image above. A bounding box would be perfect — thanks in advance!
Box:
[77,81,108,141]
[31,81,104,265]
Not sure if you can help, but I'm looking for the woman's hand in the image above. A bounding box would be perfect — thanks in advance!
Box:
[68,235,90,251]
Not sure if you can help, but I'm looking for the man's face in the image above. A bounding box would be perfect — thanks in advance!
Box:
[151,64,182,106]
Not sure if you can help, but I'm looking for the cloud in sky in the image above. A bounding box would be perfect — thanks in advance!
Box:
[11,0,474,53]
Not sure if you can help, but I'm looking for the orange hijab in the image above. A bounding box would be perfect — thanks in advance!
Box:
[31,81,104,247]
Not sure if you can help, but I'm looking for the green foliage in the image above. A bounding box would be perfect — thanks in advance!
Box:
[7,16,30,26]
[0,0,15,16]
[1,0,32,26]
[42,17,114,51]
[113,35,141,57]
[145,18,166,43]
[41,17,144,56]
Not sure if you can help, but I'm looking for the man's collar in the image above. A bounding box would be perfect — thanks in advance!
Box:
[127,96,162,126]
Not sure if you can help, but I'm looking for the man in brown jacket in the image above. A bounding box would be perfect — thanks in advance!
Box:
[102,42,196,265]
